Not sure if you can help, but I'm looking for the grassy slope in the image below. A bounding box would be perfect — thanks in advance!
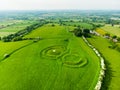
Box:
[0,24,100,90]
[87,36,120,90]
[101,24,120,37]
[0,40,32,60]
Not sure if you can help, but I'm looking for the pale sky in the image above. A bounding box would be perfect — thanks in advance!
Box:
[0,0,120,10]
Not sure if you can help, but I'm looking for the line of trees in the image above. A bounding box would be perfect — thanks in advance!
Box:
[1,20,48,42]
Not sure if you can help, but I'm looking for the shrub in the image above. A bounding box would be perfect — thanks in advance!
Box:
[112,35,117,39]
[51,24,55,27]
[12,36,22,41]
[4,54,10,58]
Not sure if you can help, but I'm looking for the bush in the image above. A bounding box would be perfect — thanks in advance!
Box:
[117,37,120,42]
[51,24,55,27]
[116,47,120,52]
[12,36,22,41]
[1,36,10,42]
[4,54,10,58]
[108,44,118,49]
[112,35,117,39]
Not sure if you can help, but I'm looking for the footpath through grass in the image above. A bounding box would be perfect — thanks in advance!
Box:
[87,36,120,90]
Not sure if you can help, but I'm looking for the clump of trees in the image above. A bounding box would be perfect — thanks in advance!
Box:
[74,27,91,37]
[74,28,83,37]
[107,35,120,52]
[1,20,47,42]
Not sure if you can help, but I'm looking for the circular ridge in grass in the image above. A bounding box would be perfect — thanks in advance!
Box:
[40,45,67,59]
[62,54,88,68]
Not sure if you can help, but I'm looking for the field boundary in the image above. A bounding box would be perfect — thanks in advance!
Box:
[1,40,39,62]
[82,36,106,90]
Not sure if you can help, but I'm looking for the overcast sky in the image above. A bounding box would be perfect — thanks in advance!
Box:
[0,0,120,10]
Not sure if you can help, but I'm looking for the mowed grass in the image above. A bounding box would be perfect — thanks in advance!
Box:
[87,36,120,90]
[101,24,120,37]
[0,20,37,36]
[25,24,73,39]
[0,24,100,90]
[0,40,32,60]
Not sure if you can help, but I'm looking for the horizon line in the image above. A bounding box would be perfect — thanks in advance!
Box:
[0,9,120,11]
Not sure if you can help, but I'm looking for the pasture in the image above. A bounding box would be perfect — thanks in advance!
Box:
[0,24,100,90]
[87,36,120,90]
[62,21,94,29]
[101,24,120,37]
[0,20,37,37]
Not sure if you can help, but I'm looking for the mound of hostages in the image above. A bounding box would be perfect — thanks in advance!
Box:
[40,45,88,68]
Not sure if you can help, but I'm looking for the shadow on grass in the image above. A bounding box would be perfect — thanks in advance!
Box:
[101,59,114,90]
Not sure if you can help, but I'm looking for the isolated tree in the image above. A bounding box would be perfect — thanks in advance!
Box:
[111,23,114,27]
[51,24,55,27]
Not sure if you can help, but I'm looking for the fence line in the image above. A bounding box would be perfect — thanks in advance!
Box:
[82,36,106,90]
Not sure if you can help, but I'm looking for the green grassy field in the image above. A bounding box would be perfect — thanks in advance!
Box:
[0,20,37,36]
[63,22,93,29]
[96,28,106,35]
[0,40,32,60]
[87,36,120,90]
[101,24,120,37]
[0,20,23,26]
[0,24,100,90]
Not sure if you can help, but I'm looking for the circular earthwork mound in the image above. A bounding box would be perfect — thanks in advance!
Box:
[62,54,88,68]
[40,45,67,59]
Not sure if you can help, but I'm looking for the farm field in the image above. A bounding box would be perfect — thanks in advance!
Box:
[87,36,120,90]
[0,20,37,37]
[0,20,22,26]
[0,10,120,90]
[62,22,94,29]
[96,28,106,35]
[100,24,120,37]
[0,24,100,90]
